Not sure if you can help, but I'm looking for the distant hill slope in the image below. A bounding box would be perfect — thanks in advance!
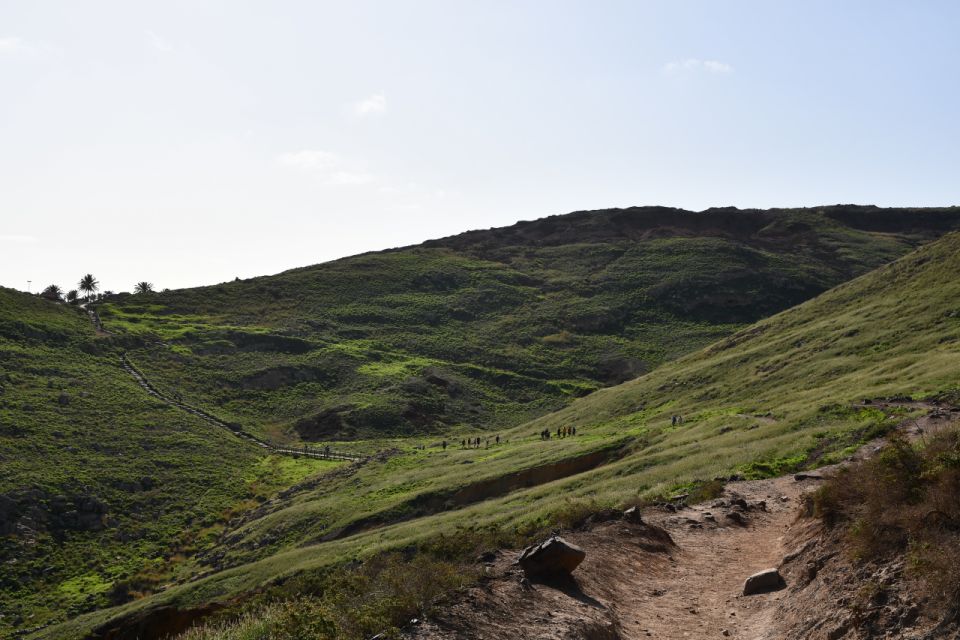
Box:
[100,205,960,441]
[0,288,335,637]
[42,229,960,640]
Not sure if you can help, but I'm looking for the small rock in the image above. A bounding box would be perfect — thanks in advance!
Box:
[476,550,497,564]
[623,506,644,524]
[743,568,785,595]
[726,511,748,526]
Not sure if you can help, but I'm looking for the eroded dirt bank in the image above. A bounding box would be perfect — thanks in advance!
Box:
[405,403,960,640]
[406,475,955,640]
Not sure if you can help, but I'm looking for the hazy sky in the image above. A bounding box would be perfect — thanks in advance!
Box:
[2,1,959,293]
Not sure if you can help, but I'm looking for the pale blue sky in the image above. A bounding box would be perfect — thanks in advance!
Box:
[2,1,958,292]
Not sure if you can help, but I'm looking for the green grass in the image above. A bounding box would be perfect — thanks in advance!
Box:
[37,229,960,639]
[0,288,346,636]
[95,205,960,443]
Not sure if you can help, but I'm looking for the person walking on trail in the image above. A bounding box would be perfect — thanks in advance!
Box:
[495,434,500,445]
[324,445,331,457]
[442,440,447,450]
[671,415,677,426]
[572,426,576,436]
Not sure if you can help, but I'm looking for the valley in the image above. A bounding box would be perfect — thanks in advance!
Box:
[3,206,960,639]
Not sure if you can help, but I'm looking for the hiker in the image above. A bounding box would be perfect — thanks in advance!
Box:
[461,439,466,448]
[442,440,447,450]
[572,426,576,436]
[324,445,331,457]
[495,434,500,445]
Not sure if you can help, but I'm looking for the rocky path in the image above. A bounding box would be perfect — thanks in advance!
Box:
[408,402,959,640]
[408,475,816,640]
[612,475,811,639]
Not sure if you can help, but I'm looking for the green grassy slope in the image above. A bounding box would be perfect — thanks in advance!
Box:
[97,205,960,442]
[45,230,960,640]
[0,288,340,637]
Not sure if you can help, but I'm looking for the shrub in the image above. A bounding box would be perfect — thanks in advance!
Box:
[811,427,960,613]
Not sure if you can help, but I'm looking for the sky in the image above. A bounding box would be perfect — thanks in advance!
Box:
[2,1,959,293]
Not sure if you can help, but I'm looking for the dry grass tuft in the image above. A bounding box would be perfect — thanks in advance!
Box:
[812,426,960,614]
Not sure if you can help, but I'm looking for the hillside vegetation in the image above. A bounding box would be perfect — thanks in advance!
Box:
[97,205,960,442]
[0,288,339,637]
[43,229,960,639]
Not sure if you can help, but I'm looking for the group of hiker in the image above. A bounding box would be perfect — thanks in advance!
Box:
[458,434,502,449]
[444,426,581,451]
[671,414,684,426]
[539,425,576,440]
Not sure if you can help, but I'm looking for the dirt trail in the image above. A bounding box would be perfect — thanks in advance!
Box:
[408,402,960,640]
[612,476,809,639]
[408,475,815,640]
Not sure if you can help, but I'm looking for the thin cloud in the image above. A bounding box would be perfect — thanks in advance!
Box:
[277,149,340,170]
[276,150,373,185]
[352,93,387,117]
[0,234,38,244]
[0,36,27,54]
[0,36,49,57]
[145,30,175,53]
[663,58,734,75]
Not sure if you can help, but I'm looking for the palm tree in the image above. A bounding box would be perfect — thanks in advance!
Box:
[134,281,154,294]
[78,274,99,301]
[40,284,63,301]
[66,289,79,304]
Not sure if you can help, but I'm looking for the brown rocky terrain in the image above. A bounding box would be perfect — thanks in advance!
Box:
[404,405,960,640]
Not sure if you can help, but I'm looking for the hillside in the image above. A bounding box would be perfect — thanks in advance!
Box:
[97,205,960,442]
[42,230,960,639]
[0,288,340,637]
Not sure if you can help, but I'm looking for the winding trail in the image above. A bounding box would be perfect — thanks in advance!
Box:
[87,305,363,462]
[121,353,363,461]
[407,401,960,640]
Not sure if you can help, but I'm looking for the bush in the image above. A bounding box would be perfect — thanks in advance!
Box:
[811,428,960,611]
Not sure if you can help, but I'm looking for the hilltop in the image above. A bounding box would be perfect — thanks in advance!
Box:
[97,205,960,442]
[42,229,960,639]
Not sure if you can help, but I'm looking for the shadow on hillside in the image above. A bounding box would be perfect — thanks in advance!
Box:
[533,573,606,609]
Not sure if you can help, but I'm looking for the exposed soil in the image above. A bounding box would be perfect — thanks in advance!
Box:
[406,403,960,640]
[407,475,815,640]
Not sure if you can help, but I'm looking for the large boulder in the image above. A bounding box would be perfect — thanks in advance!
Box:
[518,535,585,578]
[742,568,785,595]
